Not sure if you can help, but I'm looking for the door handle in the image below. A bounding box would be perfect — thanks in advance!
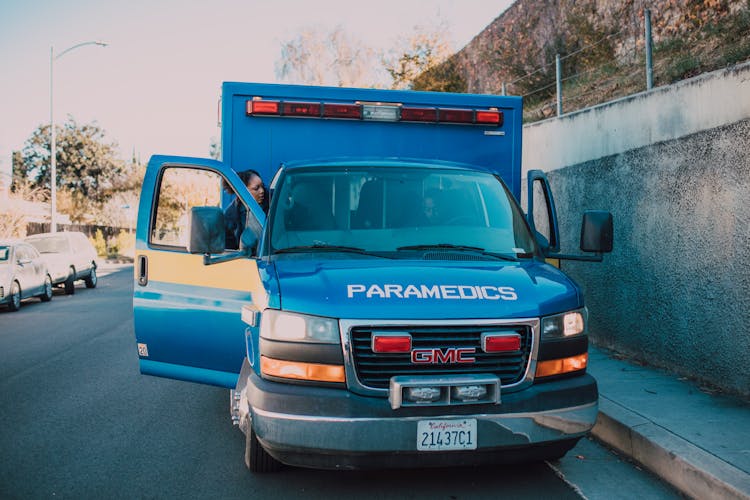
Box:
[137,255,148,286]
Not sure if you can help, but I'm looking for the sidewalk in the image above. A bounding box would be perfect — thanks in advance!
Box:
[588,346,750,500]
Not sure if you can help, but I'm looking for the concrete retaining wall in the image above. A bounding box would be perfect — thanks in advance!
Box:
[524,62,750,398]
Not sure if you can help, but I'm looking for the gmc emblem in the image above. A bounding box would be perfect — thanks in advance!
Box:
[411,348,476,364]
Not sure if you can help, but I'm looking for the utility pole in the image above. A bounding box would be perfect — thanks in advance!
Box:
[49,41,108,232]
[645,9,654,90]
[556,54,563,116]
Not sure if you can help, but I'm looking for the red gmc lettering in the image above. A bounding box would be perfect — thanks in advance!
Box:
[411,348,476,364]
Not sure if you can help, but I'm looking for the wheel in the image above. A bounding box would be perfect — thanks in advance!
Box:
[64,267,76,295]
[8,281,21,311]
[39,275,53,302]
[244,427,281,473]
[84,266,97,289]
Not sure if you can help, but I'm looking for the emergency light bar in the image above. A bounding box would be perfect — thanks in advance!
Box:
[246,99,503,126]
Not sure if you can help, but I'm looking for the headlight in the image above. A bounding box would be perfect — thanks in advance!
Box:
[260,310,340,344]
[542,308,587,338]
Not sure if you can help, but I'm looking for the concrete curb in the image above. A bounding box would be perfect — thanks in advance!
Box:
[593,397,750,500]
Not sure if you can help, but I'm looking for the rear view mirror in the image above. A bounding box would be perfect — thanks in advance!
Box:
[580,210,613,253]
[187,207,226,254]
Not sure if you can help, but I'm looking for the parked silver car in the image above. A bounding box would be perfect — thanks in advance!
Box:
[0,240,53,311]
[25,232,98,294]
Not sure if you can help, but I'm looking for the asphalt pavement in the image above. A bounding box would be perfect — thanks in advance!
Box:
[0,265,605,499]
[92,260,750,499]
[5,261,744,498]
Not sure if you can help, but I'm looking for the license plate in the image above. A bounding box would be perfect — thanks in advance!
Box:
[417,419,477,451]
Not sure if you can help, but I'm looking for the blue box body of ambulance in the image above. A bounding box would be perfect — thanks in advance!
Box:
[133,82,612,472]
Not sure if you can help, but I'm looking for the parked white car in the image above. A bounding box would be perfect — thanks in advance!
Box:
[25,232,98,294]
[0,240,53,311]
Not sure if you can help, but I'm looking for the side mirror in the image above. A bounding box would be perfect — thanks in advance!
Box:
[580,210,613,253]
[187,207,226,254]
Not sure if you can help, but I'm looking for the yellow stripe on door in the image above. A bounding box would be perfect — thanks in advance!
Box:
[137,249,262,293]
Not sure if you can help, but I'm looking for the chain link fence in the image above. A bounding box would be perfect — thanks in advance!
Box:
[498,6,750,123]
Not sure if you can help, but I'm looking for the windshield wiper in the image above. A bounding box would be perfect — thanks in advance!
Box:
[274,244,372,255]
[396,244,521,262]
[397,243,485,252]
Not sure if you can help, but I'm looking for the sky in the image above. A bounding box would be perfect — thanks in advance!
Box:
[0,0,513,184]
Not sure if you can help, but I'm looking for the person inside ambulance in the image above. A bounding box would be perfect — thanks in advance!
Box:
[225,169,268,249]
[283,178,335,231]
[244,170,268,213]
[421,191,441,224]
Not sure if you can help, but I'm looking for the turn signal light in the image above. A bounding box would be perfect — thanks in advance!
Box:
[260,356,345,383]
[535,353,588,378]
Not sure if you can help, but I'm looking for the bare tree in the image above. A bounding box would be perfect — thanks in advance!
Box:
[383,21,455,90]
[276,25,384,87]
[0,179,45,238]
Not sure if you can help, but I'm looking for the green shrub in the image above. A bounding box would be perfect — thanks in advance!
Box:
[91,229,107,257]
[115,230,135,255]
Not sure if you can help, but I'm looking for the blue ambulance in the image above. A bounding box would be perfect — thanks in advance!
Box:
[133,82,613,472]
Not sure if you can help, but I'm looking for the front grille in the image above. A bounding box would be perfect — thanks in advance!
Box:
[350,324,532,389]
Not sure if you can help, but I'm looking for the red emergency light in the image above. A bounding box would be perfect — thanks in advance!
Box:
[371,333,412,353]
[246,99,502,126]
[283,101,321,116]
[247,100,279,115]
[323,103,362,119]
[439,108,475,124]
[398,107,436,122]
[476,110,503,125]
[481,333,521,353]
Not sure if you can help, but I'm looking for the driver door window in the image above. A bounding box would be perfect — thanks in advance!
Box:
[151,168,246,250]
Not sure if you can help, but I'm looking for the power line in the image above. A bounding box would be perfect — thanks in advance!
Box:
[558,27,626,63]
[563,67,643,105]
[522,80,557,98]
[508,26,628,87]
[560,45,640,85]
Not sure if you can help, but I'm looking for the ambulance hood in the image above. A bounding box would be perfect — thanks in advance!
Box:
[271,258,581,319]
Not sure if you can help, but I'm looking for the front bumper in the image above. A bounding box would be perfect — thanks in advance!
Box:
[245,372,598,469]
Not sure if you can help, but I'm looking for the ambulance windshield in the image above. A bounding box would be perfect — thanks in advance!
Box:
[267,165,538,259]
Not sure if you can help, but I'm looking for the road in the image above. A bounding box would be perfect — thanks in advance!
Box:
[0,265,680,499]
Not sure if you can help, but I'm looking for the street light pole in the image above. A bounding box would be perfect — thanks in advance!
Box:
[49,40,108,233]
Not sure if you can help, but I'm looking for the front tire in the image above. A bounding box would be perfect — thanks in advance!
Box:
[244,427,282,473]
[8,281,21,311]
[39,275,53,302]
[84,266,97,289]
[64,267,76,295]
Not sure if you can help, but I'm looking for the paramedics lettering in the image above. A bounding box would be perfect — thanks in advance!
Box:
[347,284,518,301]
